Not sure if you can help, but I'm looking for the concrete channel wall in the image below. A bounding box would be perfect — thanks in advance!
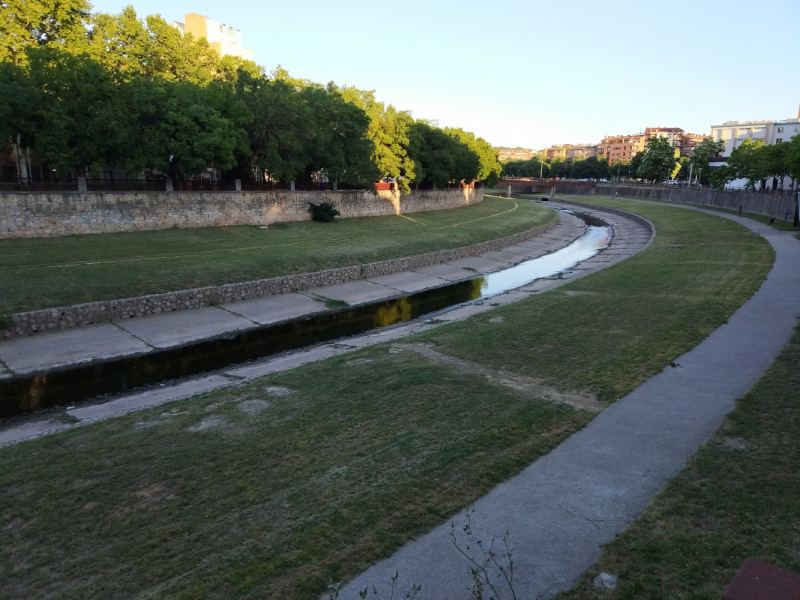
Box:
[584,185,796,219]
[1,216,557,341]
[0,187,482,239]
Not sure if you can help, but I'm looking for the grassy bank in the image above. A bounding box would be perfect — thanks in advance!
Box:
[559,324,800,599]
[0,199,774,599]
[0,195,553,315]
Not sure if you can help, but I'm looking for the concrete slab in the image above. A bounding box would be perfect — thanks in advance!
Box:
[479,250,522,263]
[68,375,232,422]
[500,245,548,259]
[433,303,494,322]
[307,280,399,305]
[117,307,254,349]
[0,324,150,375]
[447,256,509,274]
[226,344,351,379]
[367,271,448,293]
[487,290,532,305]
[413,263,474,281]
[0,420,73,447]
[222,293,326,325]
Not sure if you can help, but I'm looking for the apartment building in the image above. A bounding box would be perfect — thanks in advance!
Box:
[172,13,254,60]
[644,127,705,156]
[596,134,646,163]
[536,144,595,161]
[710,115,800,157]
[497,148,537,161]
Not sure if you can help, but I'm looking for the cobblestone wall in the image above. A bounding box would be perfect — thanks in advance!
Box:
[0,188,482,238]
[1,216,557,340]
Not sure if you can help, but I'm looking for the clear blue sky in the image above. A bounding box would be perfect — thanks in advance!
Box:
[91,0,800,149]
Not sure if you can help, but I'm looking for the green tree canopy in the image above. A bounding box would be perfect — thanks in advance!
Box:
[637,136,678,182]
[689,137,725,184]
[728,139,767,190]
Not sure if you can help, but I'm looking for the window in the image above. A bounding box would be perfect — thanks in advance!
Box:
[776,139,783,144]
[777,127,784,133]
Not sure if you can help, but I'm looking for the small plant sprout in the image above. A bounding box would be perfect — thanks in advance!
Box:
[328,570,421,600]
[450,509,518,600]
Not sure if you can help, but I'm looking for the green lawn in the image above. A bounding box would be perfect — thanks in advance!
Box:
[0,195,554,316]
[558,325,800,600]
[0,199,774,599]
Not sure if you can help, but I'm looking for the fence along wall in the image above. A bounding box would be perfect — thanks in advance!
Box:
[0,188,482,239]
[587,185,796,219]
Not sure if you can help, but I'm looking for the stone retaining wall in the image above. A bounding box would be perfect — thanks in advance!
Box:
[1,216,558,340]
[0,188,481,239]
[583,185,795,219]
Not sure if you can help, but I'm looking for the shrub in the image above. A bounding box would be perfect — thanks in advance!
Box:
[309,201,340,223]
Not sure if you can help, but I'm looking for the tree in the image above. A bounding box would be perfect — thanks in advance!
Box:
[26,47,137,175]
[689,137,725,184]
[760,143,790,191]
[443,128,502,186]
[408,122,479,188]
[302,83,378,186]
[340,87,416,193]
[637,136,677,182]
[728,139,766,190]
[629,152,644,180]
[0,0,91,65]
[709,164,734,190]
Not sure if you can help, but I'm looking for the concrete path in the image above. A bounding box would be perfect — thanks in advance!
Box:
[0,205,651,446]
[337,208,800,599]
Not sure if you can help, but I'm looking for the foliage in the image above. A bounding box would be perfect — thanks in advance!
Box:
[727,139,767,190]
[501,157,549,178]
[308,201,340,223]
[759,142,790,191]
[0,0,92,65]
[689,137,725,184]
[408,122,480,188]
[0,0,491,187]
[444,128,503,187]
[709,164,734,190]
[636,135,677,182]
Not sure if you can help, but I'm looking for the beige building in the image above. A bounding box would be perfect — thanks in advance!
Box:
[497,148,537,161]
[172,13,254,61]
[537,144,595,161]
[644,127,706,156]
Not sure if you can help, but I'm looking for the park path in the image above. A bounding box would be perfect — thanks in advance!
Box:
[338,206,800,599]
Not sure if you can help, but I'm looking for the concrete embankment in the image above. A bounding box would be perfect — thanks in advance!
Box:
[575,184,796,219]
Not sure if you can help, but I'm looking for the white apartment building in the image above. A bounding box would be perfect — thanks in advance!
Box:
[710,113,800,158]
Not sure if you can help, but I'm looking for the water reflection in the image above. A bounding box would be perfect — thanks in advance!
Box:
[475,225,611,298]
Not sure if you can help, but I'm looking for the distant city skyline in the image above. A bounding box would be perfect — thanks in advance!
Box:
[90,0,800,149]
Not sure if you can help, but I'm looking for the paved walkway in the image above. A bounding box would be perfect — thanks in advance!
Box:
[338,208,800,599]
[0,205,651,445]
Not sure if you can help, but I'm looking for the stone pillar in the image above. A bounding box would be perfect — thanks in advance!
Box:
[165,177,173,192]
[507,185,512,198]
[77,176,87,192]
[235,178,242,192]
[549,186,555,200]
[333,180,338,191]
[290,180,296,192]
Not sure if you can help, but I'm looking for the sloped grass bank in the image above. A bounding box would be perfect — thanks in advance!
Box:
[0,195,553,315]
[558,325,800,599]
[0,200,774,599]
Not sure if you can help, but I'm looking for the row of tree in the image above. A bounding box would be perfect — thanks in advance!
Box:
[0,2,502,192]
[501,137,732,185]
[710,136,800,191]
